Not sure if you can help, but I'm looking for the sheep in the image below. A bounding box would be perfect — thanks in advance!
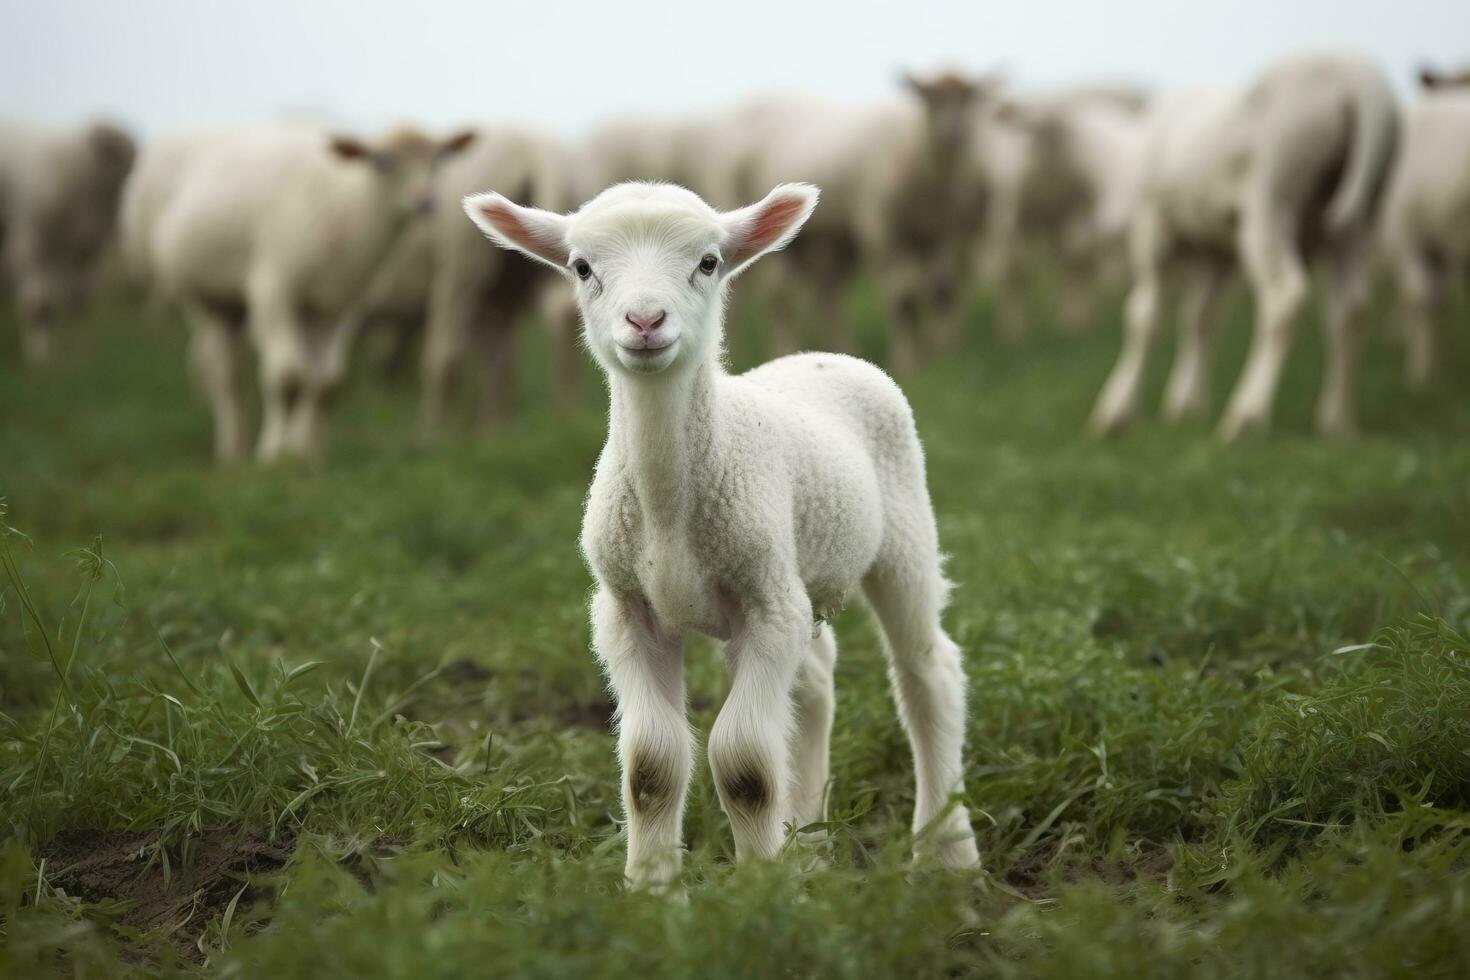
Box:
[1089,53,1400,440]
[419,122,574,431]
[463,181,981,888]
[1380,68,1470,389]
[125,123,474,461]
[737,73,1001,368]
[0,120,135,363]
[978,86,1152,335]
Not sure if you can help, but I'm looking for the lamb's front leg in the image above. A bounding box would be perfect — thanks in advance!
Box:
[591,589,691,891]
[709,601,810,862]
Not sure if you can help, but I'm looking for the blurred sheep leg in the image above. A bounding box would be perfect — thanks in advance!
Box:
[882,258,925,377]
[1315,245,1371,438]
[283,318,356,462]
[1089,209,1166,436]
[538,282,582,411]
[9,228,57,364]
[1161,263,1226,421]
[473,307,520,427]
[1218,208,1308,442]
[184,300,250,463]
[976,190,1025,341]
[252,279,313,462]
[1397,250,1439,391]
[420,264,477,436]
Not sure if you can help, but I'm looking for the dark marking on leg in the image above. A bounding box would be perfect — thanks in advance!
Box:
[628,751,670,816]
[720,766,770,812]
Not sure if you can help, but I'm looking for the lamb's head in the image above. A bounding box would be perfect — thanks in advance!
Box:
[464,181,818,378]
[329,125,476,217]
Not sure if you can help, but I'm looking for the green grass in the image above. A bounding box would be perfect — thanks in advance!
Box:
[1,279,1469,977]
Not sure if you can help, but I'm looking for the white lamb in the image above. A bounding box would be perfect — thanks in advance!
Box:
[0,120,135,363]
[1380,68,1470,389]
[1089,52,1400,440]
[126,123,473,460]
[464,181,981,888]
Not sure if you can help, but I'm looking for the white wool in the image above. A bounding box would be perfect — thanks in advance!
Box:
[0,119,135,364]
[464,180,981,888]
[1090,52,1400,440]
[1379,86,1470,390]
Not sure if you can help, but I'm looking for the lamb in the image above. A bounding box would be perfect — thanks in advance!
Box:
[124,123,473,460]
[1089,53,1400,440]
[463,181,981,888]
[0,120,135,363]
[1380,68,1470,389]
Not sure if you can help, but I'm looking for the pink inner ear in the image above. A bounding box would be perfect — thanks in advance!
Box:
[480,200,531,244]
[746,195,807,254]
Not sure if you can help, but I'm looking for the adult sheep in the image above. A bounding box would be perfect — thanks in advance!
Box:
[464,181,981,889]
[125,123,473,461]
[740,72,1001,369]
[1380,67,1470,389]
[0,120,135,363]
[1089,52,1400,440]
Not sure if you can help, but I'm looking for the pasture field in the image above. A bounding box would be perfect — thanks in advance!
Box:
[2,282,1469,978]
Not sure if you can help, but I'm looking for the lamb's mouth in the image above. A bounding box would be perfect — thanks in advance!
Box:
[617,340,676,356]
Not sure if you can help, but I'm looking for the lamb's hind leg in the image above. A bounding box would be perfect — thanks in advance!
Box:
[788,624,837,832]
[863,556,980,868]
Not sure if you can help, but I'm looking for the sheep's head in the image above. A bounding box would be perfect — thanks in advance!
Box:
[903,69,1004,160]
[464,181,818,378]
[329,125,476,217]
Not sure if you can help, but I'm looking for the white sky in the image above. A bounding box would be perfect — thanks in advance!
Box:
[1,0,1465,138]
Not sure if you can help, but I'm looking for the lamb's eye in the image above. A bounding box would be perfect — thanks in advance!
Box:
[698,253,718,276]
[573,259,592,281]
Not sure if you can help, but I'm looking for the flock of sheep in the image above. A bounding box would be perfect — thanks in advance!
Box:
[1,51,1467,461]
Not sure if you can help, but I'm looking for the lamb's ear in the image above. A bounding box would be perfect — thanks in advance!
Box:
[1419,67,1443,90]
[463,192,571,271]
[721,183,820,276]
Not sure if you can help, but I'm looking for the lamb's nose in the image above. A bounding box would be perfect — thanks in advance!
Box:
[625,310,667,336]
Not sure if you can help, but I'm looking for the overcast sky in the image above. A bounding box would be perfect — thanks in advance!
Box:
[1,0,1464,137]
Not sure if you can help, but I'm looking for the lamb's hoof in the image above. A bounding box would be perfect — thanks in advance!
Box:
[937,835,982,870]
[915,834,981,871]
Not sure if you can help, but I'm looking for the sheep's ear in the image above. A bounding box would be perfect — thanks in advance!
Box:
[329,135,373,162]
[463,191,571,270]
[439,129,477,158]
[721,183,820,276]
[1419,67,1443,90]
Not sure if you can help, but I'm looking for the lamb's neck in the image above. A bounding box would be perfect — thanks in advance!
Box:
[608,359,722,530]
